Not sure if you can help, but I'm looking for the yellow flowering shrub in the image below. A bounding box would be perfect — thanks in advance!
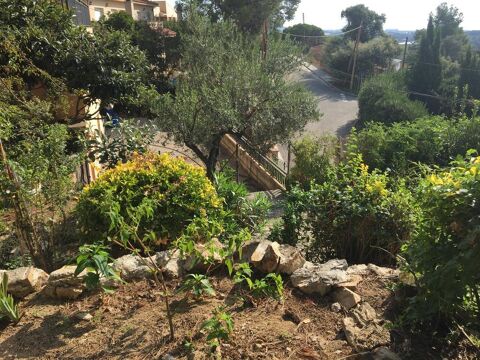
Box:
[76,152,222,247]
[402,153,480,324]
[278,153,417,265]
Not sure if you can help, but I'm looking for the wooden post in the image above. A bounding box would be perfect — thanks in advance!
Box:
[350,22,362,90]
[402,36,408,69]
[235,143,240,183]
[287,142,291,176]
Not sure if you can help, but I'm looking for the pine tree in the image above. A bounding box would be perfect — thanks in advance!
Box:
[410,16,442,111]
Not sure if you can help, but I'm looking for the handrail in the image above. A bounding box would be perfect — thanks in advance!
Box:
[232,135,287,188]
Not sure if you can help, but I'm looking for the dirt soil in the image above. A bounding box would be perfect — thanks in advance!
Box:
[0,273,477,360]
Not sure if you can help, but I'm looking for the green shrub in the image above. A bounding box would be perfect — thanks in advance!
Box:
[287,136,338,188]
[76,152,222,247]
[323,37,402,87]
[402,153,480,325]
[277,153,418,265]
[214,167,270,234]
[350,115,480,175]
[358,72,427,126]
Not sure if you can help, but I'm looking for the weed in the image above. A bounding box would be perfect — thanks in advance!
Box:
[0,273,20,323]
[178,274,216,300]
[201,307,234,350]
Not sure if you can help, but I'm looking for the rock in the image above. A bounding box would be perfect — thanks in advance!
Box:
[277,244,306,275]
[336,274,363,291]
[113,254,152,282]
[75,312,93,321]
[331,302,342,313]
[291,259,349,296]
[351,302,377,326]
[399,271,415,286]
[346,264,369,276]
[239,240,279,273]
[156,250,183,278]
[371,347,402,360]
[4,266,48,298]
[333,288,361,310]
[342,316,390,351]
[162,354,176,360]
[368,264,399,279]
[239,240,289,274]
[183,238,224,272]
[56,287,84,300]
[254,242,282,273]
[44,265,86,300]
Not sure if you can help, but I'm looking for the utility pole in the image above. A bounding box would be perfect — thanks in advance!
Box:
[350,21,362,90]
[402,36,408,69]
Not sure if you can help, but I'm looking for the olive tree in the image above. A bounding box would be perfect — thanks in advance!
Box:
[157,14,318,179]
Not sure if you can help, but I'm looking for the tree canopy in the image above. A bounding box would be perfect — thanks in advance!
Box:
[283,23,324,47]
[341,4,386,43]
[176,0,300,32]
[157,13,318,178]
[0,0,160,122]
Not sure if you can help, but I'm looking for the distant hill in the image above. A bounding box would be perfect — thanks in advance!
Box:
[466,31,480,50]
[385,30,417,43]
[385,29,480,49]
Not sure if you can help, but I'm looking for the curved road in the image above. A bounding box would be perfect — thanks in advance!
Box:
[278,64,359,165]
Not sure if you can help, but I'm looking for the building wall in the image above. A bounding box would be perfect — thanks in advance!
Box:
[132,2,155,21]
[151,0,177,22]
[88,0,127,22]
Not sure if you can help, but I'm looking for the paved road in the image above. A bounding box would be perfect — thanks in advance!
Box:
[278,64,359,165]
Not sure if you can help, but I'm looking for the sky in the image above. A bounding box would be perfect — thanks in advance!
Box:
[286,0,479,30]
[165,0,479,31]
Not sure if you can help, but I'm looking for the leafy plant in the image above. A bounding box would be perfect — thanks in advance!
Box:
[277,152,418,265]
[233,263,284,301]
[86,119,156,169]
[76,152,222,248]
[358,71,427,127]
[178,274,216,300]
[214,167,271,234]
[402,152,480,326]
[287,135,338,188]
[350,115,480,176]
[75,244,122,292]
[0,273,20,324]
[201,307,234,350]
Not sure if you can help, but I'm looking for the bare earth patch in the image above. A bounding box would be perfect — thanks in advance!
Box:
[0,273,476,359]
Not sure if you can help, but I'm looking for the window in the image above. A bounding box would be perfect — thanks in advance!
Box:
[94,7,104,21]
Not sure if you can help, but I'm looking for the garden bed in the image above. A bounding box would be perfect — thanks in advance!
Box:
[0,272,475,359]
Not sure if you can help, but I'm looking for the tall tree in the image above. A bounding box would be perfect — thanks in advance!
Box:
[176,0,300,33]
[341,4,386,43]
[101,12,181,94]
[434,2,463,39]
[283,23,324,47]
[0,0,157,122]
[410,16,442,96]
[157,14,318,179]
[459,47,480,100]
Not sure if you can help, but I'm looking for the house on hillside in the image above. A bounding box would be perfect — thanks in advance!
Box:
[88,0,158,22]
[151,0,177,22]
[59,0,91,25]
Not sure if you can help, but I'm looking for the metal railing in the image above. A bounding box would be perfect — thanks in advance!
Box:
[233,135,287,188]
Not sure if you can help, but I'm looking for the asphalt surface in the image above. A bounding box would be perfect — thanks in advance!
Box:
[278,64,359,165]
